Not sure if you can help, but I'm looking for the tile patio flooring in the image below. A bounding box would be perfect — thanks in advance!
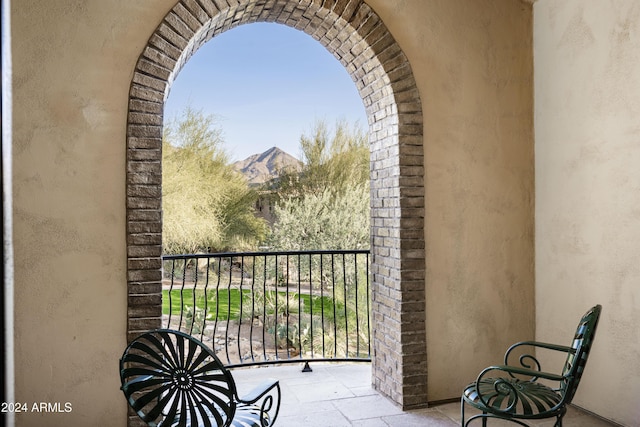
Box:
[231,363,618,427]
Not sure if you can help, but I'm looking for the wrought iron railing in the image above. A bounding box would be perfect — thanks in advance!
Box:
[161,250,371,368]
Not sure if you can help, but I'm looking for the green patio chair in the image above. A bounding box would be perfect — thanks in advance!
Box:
[120,329,281,427]
[461,305,601,427]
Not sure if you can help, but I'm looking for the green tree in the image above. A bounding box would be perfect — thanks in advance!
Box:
[162,108,268,254]
[266,119,371,251]
[274,119,369,199]
[268,183,370,251]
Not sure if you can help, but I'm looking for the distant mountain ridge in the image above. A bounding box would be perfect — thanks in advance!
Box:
[233,147,302,185]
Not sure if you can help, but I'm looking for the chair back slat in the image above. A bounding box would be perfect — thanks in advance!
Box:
[120,329,237,427]
[561,305,602,403]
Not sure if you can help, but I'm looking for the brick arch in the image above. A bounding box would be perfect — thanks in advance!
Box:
[126,0,426,411]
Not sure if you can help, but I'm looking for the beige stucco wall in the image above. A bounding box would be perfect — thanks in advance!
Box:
[11,1,175,425]
[11,0,535,425]
[534,1,640,425]
[371,0,535,401]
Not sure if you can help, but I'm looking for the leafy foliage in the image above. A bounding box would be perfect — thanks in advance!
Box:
[274,119,369,198]
[268,182,370,251]
[266,119,371,251]
[162,108,268,254]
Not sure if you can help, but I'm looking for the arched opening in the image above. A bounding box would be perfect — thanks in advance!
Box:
[164,22,368,163]
[126,0,425,413]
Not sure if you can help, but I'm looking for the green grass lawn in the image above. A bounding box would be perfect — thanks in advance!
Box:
[162,288,339,321]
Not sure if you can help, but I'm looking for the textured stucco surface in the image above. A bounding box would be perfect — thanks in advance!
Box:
[534,1,640,425]
[11,0,638,425]
[11,1,176,425]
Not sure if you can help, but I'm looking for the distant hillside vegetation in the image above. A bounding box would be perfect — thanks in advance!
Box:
[233,147,302,185]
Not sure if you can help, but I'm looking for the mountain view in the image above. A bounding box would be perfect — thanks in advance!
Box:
[233,146,302,185]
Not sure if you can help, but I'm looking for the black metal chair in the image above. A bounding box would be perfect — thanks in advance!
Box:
[120,329,281,427]
[461,305,601,427]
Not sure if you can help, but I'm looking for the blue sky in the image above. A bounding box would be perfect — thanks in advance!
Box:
[164,22,368,161]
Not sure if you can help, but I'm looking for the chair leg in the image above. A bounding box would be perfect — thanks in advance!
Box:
[460,399,479,427]
[554,406,568,427]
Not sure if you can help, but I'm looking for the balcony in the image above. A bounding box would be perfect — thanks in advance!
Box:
[161,251,618,426]
[230,363,616,426]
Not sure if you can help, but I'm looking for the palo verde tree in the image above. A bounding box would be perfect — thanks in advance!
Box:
[267,119,370,251]
[274,119,369,199]
[162,107,268,254]
[268,184,370,250]
[266,120,372,357]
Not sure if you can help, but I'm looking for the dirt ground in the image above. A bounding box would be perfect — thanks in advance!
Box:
[162,315,298,366]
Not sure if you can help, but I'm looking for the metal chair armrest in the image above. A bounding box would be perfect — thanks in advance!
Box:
[237,379,281,426]
[238,379,280,404]
[481,365,565,382]
[504,341,575,373]
[507,341,573,354]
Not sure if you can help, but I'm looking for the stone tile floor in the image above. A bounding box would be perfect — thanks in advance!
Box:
[231,363,618,427]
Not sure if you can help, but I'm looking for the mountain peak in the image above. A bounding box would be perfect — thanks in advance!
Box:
[255,146,286,162]
[233,147,301,185]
